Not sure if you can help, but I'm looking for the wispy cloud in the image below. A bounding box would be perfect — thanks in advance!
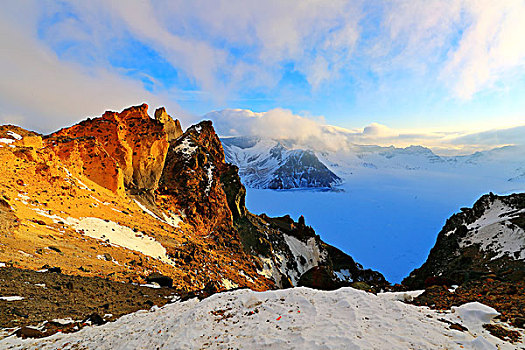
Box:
[0,2,191,133]
[441,0,525,99]
[451,125,525,146]
[374,0,525,99]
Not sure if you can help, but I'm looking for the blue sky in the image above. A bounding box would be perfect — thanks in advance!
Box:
[1,1,524,152]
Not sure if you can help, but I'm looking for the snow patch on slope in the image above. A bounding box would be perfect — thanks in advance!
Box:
[0,296,24,301]
[205,164,214,194]
[6,131,22,140]
[133,199,182,228]
[257,255,286,286]
[221,278,238,290]
[133,199,161,221]
[0,131,21,146]
[0,138,15,145]
[66,217,174,266]
[256,235,326,286]
[462,199,525,260]
[161,212,182,228]
[283,235,324,284]
[174,137,197,158]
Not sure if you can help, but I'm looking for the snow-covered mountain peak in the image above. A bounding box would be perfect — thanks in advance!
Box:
[224,135,525,191]
[221,137,341,190]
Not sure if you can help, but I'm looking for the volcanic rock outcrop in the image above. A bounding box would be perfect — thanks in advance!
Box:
[0,105,386,294]
[49,104,182,193]
[403,192,525,289]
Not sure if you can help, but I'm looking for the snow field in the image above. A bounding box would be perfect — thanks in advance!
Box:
[1,287,522,349]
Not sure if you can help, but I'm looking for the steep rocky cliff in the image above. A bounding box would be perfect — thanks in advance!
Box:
[0,105,386,294]
[403,193,525,289]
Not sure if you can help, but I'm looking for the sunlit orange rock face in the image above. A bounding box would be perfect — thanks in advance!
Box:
[49,104,182,193]
[47,136,125,194]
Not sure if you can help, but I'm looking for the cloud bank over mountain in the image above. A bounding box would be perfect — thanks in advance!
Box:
[207,108,525,155]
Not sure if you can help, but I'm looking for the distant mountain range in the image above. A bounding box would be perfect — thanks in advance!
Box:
[221,136,525,190]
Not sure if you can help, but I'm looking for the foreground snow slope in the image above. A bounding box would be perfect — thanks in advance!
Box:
[2,287,522,349]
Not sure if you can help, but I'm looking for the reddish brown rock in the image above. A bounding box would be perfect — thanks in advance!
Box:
[48,104,179,192]
[0,104,386,312]
[47,136,125,194]
[158,121,235,232]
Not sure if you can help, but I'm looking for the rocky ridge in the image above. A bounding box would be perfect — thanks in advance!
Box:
[403,192,525,289]
[0,104,385,298]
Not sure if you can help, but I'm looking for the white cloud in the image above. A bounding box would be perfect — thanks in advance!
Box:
[441,0,525,99]
[206,108,436,151]
[1,0,524,134]
[362,123,397,137]
[43,0,362,95]
[371,0,462,70]
[451,125,525,146]
[206,108,349,151]
[376,0,525,99]
[51,1,524,101]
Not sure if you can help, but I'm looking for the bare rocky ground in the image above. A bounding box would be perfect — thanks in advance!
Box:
[0,266,178,339]
[409,278,525,343]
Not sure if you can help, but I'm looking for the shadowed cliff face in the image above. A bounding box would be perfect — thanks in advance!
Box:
[158,121,235,231]
[0,105,387,294]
